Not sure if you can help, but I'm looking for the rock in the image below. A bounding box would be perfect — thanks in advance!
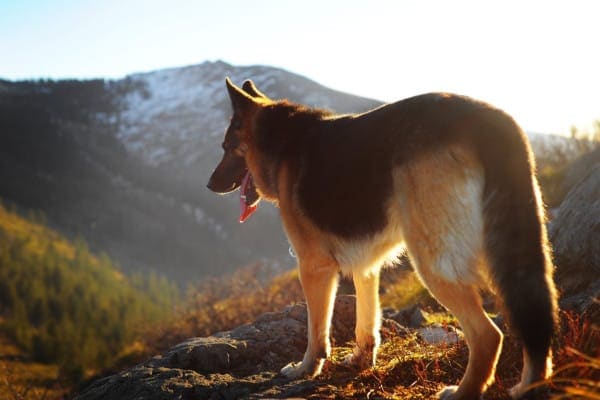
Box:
[385,304,431,328]
[417,325,463,346]
[549,165,600,317]
[561,147,600,196]
[75,295,409,400]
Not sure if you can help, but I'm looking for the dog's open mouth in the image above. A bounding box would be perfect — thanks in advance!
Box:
[239,171,260,223]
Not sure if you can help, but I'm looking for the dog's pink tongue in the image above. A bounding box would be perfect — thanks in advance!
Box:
[239,171,259,223]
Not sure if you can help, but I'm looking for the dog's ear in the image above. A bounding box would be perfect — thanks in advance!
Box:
[226,77,258,114]
[242,80,269,99]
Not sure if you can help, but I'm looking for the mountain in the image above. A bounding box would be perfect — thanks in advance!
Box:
[118,60,381,168]
[0,61,380,285]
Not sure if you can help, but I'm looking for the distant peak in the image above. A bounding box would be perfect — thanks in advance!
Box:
[203,60,232,68]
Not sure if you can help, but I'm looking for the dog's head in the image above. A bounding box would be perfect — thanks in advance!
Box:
[207,78,269,222]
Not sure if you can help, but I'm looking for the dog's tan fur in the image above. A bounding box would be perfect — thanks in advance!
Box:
[208,79,558,399]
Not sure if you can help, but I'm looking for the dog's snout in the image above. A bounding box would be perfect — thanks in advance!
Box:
[207,176,217,191]
[207,175,226,193]
[207,172,239,194]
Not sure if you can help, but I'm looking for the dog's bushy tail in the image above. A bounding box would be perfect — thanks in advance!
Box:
[474,109,558,373]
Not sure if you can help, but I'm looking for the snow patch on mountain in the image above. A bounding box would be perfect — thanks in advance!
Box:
[116,60,380,167]
[118,62,281,166]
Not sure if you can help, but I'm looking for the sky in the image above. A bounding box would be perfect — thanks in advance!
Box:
[1,0,599,135]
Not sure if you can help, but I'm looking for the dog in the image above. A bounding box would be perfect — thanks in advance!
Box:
[207,78,558,399]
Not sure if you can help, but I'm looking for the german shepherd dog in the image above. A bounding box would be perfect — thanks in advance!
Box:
[207,79,558,399]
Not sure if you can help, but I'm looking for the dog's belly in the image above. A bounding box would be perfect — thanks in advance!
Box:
[327,226,405,276]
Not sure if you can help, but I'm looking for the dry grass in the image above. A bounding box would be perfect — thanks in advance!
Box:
[548,308,600,399]
[147,261,432,353]
[294,308,599,399]
[146,262,305,352]
[314,331,468,399]
[0,336,68,400]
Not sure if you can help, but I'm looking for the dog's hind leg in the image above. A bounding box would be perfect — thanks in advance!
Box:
[405,219,503,399]
[416,273,503,400]
[281,261,339,379]
[344,269,381,369]
[400,147,505,398]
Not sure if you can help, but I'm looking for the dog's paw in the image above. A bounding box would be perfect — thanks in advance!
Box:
[280,358,325,379]
[508,383,525,399]
[437,386,459,400]
[341,348,375,370]
[508,382,548,399]
[280,362,305,379]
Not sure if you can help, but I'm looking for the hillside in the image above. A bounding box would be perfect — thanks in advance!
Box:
[0,201,177,384]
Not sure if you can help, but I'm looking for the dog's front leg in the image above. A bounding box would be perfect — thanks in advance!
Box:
[344,270,381,369]
[281,261,339,379]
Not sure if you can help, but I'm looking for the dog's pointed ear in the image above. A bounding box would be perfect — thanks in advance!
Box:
[242,80,269,99]
[226,77,257,114]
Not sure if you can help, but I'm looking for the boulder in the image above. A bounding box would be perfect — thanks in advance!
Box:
[75,295,407,400]
[561,146,600,196]
[417,325,463,346]
[384,304,431,328]
[549,165,600,317]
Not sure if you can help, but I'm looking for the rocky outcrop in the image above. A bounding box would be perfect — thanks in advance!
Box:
[550,165,600,319]
[75,295,411,400]
[561,146,600,196]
